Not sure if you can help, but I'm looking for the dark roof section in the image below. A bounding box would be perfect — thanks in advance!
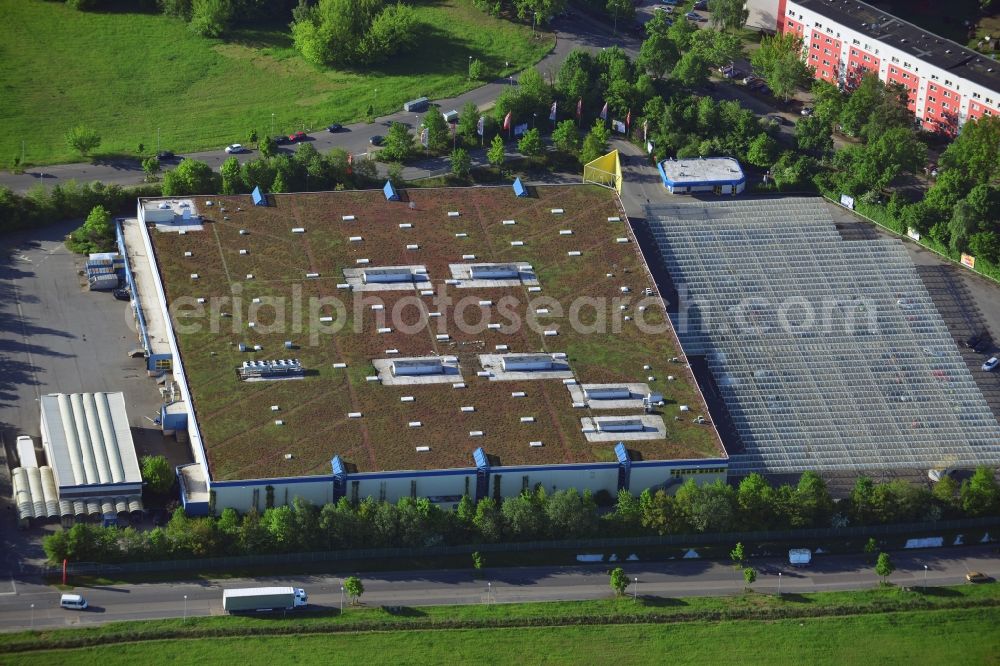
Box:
[795,0,1000,93]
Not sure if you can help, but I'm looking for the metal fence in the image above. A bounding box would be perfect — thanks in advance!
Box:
[32,516,1000,577]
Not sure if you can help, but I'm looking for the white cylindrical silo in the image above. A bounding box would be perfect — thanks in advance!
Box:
[40,467,60,518]
[12,468,33,519]
[26,467,45,518]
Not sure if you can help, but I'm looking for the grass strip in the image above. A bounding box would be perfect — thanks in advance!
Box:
[8,608,1000,665]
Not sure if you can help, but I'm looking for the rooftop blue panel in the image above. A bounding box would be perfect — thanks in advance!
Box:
[331,455,346,476]
[513,177,527,197]
[383,180,400,201]
[615,442,631,465]
[473,447,489,469]
[251,186,265,206]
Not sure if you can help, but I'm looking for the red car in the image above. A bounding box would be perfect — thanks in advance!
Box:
[288,131,307,142]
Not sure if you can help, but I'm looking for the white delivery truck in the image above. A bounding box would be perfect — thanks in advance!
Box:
[222,587,308,613]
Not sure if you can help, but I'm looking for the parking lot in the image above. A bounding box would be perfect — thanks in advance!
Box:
[0,222,192,566]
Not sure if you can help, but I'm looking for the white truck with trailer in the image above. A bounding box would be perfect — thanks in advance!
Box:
[222,587,308,613]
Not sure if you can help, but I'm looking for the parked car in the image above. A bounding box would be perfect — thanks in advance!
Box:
[225,144,246,154]
[766,114,789,126]
[156,150,175,161]
[983,357,999,372]
[694,0,708,9]
[288,131,307,142]
[801,106,815,116]
[112,288,130,301]
[743,75,758,85]
[327,123,344,132]
[966,571,990,583]
[686,11,701,21]
[369,135,384,146]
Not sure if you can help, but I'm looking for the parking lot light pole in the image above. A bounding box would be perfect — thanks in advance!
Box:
[271,113,275,137]
[340,586,345,614]
[924,565,928,591]
[778,572,782,596]
[30,603,34,630]
[633,577,638,601]
[183,595,188,622]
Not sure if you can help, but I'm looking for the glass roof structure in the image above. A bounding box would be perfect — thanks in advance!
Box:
[647,197,1000,474]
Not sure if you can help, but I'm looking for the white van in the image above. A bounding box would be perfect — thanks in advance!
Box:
[60,594,88,610]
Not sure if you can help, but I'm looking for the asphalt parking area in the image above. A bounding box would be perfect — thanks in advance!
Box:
[0,222,189,478]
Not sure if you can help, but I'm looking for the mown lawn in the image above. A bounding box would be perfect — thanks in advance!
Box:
[8,607,1000,665]
[0,0,553,166]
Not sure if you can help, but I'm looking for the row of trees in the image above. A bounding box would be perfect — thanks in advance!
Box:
[789,72,999,266]
[160,143,380,198]
[42,469,1000,564]
[66,0,300,38]
[0,180,160,236]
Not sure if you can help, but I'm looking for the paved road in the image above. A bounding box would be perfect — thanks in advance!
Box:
[0,12,641,194]
[0,545,995,631]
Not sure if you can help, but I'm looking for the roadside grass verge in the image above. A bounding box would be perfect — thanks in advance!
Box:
[3,583,998,654]
[5,607,1000,664]
[0,0,553,167]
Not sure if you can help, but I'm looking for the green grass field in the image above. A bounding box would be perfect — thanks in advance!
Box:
[7,607,999,665]
[0,0,553,167]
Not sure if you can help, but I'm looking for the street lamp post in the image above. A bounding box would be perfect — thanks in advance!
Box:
[271,113,275,137]
[30,603,34,630]
[532,11,537,36]
[340,586,345,614]
[468,55,473,80]
[487,581,492,604]
[778,572,782,596]
[183,594,188,622]
[633,577,638,602]
[924,565,928,591]
[156,127,160,155]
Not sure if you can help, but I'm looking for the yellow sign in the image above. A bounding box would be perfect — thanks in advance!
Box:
[961,253,976,269]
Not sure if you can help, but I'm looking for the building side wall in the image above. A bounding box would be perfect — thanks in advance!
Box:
[206,461,728,513]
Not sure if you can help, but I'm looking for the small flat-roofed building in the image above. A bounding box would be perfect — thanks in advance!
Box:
[500,354,554,372]
[470,264,521,280]
[657,157,746,195]
[392,358,445,376]
[39,392,144,505]
[363,267,416,284]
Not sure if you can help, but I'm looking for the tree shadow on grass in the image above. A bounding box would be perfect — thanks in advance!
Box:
[380,605,427,617]
[226,28,294,51]
[638,596,690,608]
[776,593,813,604]
[916,586,964,598]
